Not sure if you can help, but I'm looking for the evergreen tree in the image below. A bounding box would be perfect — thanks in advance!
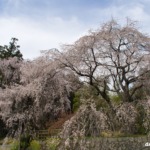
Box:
[0,38,23,87]
[0,38,23,60]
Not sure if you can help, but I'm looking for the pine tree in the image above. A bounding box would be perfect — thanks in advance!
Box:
[0,38,23,60]
[0,38,23,87]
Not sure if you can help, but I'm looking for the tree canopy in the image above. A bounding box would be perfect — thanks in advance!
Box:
[50,19,150,106]
[0,19,150,140]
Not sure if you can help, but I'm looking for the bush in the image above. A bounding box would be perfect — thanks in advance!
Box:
[0,117,8,139]
[74,85,108,111]
[29,140,41,150]
[73,92,81,112]
[110,94,122,105]
[20,133,32,149]
[135,105,147,134]
[10,140,19,150]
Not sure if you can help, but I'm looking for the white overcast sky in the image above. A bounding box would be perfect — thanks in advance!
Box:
[0,0,150,59]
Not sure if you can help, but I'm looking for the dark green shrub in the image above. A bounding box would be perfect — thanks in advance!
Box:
[73,85,111,111]
[135,105,147,135]
[73,92,81,112]
[19,133,32,149]
[110,94,122,105]
[0,117,8,139]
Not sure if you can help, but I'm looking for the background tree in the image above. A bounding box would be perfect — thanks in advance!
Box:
[0,38,23,60]
[0,38,23,88]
